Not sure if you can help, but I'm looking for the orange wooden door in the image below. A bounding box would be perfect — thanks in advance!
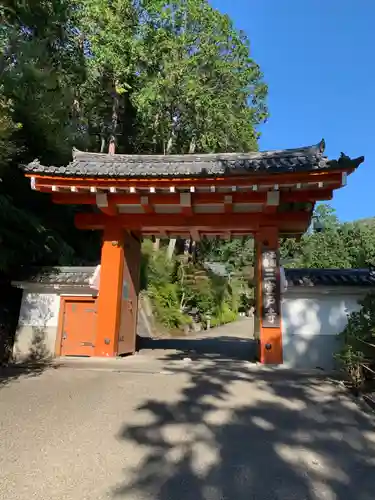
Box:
[118,233,141,355]
[60,299,97,357]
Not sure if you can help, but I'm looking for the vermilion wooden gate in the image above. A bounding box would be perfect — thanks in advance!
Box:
[25,140,364,363]
[117,233,141,355]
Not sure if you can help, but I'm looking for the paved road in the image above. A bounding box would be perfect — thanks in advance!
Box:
[138,318,256,360]
[1,354,375,500]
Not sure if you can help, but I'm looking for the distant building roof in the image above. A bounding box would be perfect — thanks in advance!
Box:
[203,262,229,277]
[23,140,364,179]
[285,268,375,288]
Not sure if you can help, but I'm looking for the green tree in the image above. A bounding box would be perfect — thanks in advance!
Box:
[340,222,375,268]
[336,292,375,389]
[133,0,267,154]
[1,0,86,163]
[76,0,139,153]
[197,237,255,271]
[0,0,99,272]
[280,204,375,270]
[313,203,340,231]
[130,0,267,256]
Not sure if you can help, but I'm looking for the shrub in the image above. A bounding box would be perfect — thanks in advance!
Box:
[142,245,244,333]
[210,304,238,328]
[336,292,375,390]
[148,283,191,330]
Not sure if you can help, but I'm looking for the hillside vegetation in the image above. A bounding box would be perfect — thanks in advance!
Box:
[0,0,267,275]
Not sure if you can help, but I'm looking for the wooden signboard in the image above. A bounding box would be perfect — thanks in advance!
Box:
[261,248,281,328]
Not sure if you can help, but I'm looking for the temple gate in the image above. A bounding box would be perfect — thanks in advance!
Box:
[23,140,363,364]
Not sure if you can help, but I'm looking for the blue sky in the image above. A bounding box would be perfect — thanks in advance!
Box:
[209,0,374,222]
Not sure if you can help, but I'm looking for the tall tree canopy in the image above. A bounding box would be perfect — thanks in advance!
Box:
[131,0,267,153]
[0,0,267,274]
[2,2,373,280]
[280,204,375,270]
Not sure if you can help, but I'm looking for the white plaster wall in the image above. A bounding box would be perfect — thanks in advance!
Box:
[282,290,365,370]
[18,292,60,327]
[13,289,96,360]
[14,292,59,360]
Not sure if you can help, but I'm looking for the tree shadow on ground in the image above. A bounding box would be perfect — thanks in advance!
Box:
[137,336,257,361]
[113,353,375,500]
[0,358,53,388]
[0,325,54,388]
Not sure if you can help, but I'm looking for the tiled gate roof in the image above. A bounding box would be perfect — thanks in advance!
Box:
[23,141,364,179]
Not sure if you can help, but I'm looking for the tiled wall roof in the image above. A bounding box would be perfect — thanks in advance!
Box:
[12,266,375,289]
[13,267,96,287]
[285,268,375,288]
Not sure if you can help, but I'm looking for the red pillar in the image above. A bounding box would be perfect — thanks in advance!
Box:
[95,222,125,357]
[255,226,283,364]
[117,232,141,355]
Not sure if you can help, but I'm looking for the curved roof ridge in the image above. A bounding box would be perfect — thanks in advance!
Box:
[23,140,364,179]
[71,140,326,163]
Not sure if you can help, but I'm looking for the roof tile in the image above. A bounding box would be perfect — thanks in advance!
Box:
[13,267,96,287]
[22,141,364,179]
[285,268,375,288]
[12,266,375,289]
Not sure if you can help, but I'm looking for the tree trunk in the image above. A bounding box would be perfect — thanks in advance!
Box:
[153,238,160,251]
[188,137,196,154]
[109,80,119,154]
[165,120,178,258]
[100,134,106,153]
[167,239,176,260]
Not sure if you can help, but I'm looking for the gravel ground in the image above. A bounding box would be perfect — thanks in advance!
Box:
[0,353,375,500]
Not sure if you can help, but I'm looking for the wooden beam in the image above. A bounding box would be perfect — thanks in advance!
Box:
[287,189,333,202]
[29,170,348,190]
[75,211,311,231]
[52,193,96,204]
[52,188,334,206]
[95,192,108,208]
[263,206,278,214]
[99,206,118,216]
[140,196,154,214]
[224,195,233,213]
[190,229,201,241]
[264,190,279,214]
[180,192,193,216]
[96,192,118,215]
[266,190,280,207]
